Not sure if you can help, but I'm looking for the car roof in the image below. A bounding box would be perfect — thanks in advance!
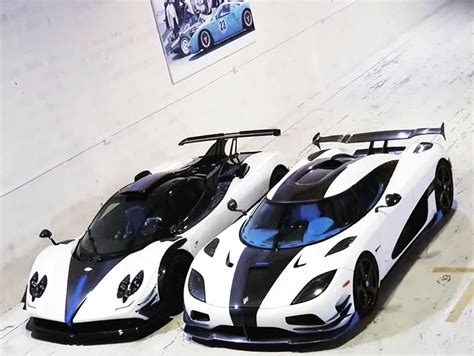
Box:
[269,155,357,203]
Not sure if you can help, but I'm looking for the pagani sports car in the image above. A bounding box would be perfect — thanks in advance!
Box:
[183,124,453,346]
[189,1,254,55]
[23,129,288,341]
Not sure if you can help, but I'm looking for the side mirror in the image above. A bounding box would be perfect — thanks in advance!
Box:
[227,199,238,211]
[385,193,402,206]
[375,193,402,213]
[39,229,57,245]
[39,229,52,238]
[227,199,247,215]
[235,163,249,179]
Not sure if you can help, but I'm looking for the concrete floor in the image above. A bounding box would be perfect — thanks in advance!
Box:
[1,1,472,355]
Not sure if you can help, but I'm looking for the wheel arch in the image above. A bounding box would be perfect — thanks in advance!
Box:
[357,250,380,286]
[157,239,193,294]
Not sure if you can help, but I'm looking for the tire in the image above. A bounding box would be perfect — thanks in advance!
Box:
[269,165,289,189]
[180,36,191,56]
[353,253,379,317]
[242,9,254,30]
[199,30,213,51]
[434,160,454,214]
[160,253,192,315]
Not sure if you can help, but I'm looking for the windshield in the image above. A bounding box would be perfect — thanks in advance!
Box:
[77,194,168,257]
[76,177,205,257]
[241,162,395,249]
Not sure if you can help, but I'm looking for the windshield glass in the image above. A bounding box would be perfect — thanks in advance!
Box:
[77,194,169,257]
[241,162,395,249]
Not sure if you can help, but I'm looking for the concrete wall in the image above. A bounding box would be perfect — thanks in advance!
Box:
[0,0,446,312]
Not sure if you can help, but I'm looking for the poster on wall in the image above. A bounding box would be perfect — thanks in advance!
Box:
[151,0,256,83]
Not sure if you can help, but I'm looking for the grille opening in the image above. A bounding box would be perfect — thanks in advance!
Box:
[190,310,210,322]
[286,314,325,326]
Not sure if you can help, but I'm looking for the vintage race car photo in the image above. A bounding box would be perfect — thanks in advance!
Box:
[183,124,453,346]
[23,129,288,342]
[189,1,254,54]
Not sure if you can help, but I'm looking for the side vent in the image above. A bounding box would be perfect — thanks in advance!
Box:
[225,252,234,267]
[134,170,151,182]
[325,236,357,256]
[414,142,433,153]
[204,238,219,257]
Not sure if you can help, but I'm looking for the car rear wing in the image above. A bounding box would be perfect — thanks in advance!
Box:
[178,129,281,146]
[312,123,445,149]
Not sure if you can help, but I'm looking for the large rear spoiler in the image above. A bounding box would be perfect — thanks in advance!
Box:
[179,129,281,146]
[312,123,445,149]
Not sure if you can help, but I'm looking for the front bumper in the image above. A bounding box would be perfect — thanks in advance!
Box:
[26,315,170,343]
[184,312,359,347]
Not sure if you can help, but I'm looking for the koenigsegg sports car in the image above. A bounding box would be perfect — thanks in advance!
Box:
[189,1,254,55]
[23,129,288,341]
[183,124,454,346]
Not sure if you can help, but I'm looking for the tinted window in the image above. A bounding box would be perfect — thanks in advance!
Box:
[76,178,204,257]
[217,4,230,17]
[241,161,397,249]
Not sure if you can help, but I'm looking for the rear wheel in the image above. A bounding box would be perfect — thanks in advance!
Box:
[269,165,288,189]
[242,9,254,30]
[435,160,453,214]
[353,253,379,316]
[161,254,192,315]
[199,30,212,51]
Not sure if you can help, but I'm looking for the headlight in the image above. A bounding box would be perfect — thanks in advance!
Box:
[291,270,336,305]
[29,272,47,301]
[129,270,144,295]
[117,274,130,300]
[188,269,205,302]
[117,271,144,303]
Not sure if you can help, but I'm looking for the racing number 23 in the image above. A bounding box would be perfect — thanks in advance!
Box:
[218,19,227,32]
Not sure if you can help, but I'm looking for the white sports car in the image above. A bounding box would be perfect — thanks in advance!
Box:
[23,129,288,342]
[183,124,453,346]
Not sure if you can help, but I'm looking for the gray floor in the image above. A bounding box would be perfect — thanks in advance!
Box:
[0,1,472,355]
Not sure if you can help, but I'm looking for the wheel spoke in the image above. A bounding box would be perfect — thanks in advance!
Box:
[359,289,368,306]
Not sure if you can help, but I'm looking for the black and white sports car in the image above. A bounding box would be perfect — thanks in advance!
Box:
[183,124,453,346]
[23,129,288,341]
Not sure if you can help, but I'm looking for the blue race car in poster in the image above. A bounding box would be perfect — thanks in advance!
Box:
[189,1,254,54]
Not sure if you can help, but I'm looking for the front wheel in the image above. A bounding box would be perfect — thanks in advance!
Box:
[353,253,379,316]
[199,30,213,51]
[435,160,453,214]
[160,254,192,315]
[242,9,254,30]
[180,36,191,56]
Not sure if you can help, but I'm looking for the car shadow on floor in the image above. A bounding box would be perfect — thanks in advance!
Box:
[192,209,456,352]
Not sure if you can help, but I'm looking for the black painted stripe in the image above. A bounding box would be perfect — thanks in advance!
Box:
[229,247,301,328]
[391,180,434,259]
[271,154,356,203]
[65,256,124,325]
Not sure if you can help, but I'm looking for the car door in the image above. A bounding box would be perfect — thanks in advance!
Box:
[213,3,232,42]
[372,161,417,277]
